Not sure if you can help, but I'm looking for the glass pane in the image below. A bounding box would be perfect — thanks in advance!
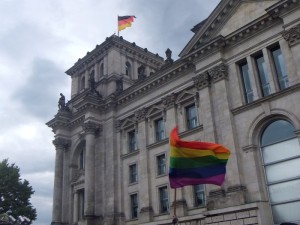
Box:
[256,55,270,96]
[272,47,288,90]
[240,63,253,103]
[261,120,296,146]
[262,139,300,164]
[272,201,300,224]
[269,179,300,203]
[265,158,300,183]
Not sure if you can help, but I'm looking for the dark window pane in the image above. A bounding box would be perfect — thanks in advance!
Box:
[128,130,137,152]
[186,104,197,129]
[194,184,205,207]
[240,62,254,103]
[261,120,296,146]
[130,194,138,218]
[79,149,85,169]
[159,186,169,213]
[129,164,137,183]
[255,55,271,96]
[155,118,165,141]
[157,154,166,175]
[271,47,288,90]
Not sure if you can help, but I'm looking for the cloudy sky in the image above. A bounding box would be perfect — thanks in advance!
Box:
[0,1,220,225]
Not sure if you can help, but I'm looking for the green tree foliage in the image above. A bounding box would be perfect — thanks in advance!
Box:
[0,159,37,221]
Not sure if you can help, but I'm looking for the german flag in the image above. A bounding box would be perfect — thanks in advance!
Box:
[118,15,136,32]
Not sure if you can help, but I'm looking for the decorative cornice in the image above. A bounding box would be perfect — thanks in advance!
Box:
[208,189,225,198]
[66,35,164,76]
[53,137,71,150]
[193,72,210,90]
[208,63,228,82]
[72,169,85,182]
[282,23,300,46]
[227,185,247,194]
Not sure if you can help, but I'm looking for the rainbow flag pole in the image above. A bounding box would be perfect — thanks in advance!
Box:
[168,127,230,222]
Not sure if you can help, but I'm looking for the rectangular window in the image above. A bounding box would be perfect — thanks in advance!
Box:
[194,184,205,207]
[78,189,84,220]
[255,54,271,96]
[186,104,197,129]
[271,46,288,90]
[130,194,138,219]
[129,164,138,183]
[128,130,137,152]
[155,118,165,142]
[159,186,169,213]
[157,154,166,176]
[239,62,254,103]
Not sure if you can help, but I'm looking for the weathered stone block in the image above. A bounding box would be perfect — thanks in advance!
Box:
[212,215,224,222]
[224,213,237,221]
[243,217,257,225]
[230,219,244,225]
[236,211,249,219]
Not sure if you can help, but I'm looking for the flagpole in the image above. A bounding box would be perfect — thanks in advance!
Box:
[173,188,177,216]
[117,15,119,37]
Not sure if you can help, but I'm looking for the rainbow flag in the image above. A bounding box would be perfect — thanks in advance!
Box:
[118,15,136,32]
[169,127,230,188]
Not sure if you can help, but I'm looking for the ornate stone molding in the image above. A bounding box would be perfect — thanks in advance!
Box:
[134,108,147,122]
[282,23,300,46]
[193,72,210,90]
[208,63,228,83]
[162,93,177,109]
[140,207,153,213]
[82,121,102,135]
[208,189,225,198]
[242,145,258,153]
[227,185,247,194]
[53,137,71,150]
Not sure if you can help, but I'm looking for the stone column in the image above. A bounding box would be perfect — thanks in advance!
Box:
[282,23,300,83]
[73,191,79,223]
[82,121,99,222]
[51,137,70,225]
[134,108,153,223]
[207,63,245,209]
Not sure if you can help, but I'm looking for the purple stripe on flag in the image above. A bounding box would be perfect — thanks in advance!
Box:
[169,174,225,188]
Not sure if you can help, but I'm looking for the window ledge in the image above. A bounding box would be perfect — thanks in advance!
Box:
[128,181,138,186]
[232,83,300,115]
[121,149,140,159]
[147,138,169,150]
[156,173,168,179]
[180,125,203,138]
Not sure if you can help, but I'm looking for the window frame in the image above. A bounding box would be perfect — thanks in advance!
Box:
[269,45,289,91]
[156,153,167,176]
[254,53,271,97]
[130,193,139,219]
[158,186,169,214]
[128,129,137,153]
[185,104,198,129]
[260,119,300,224]
[129,163,138,184]
[194,184,206,207]
[154,117,165,142]
[238,60,254,103]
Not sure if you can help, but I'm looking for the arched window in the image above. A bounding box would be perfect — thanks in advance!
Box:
[260,120,300,224]
[125,61,131,77]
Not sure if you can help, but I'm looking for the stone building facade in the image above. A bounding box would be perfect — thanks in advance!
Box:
[47,0,300,224]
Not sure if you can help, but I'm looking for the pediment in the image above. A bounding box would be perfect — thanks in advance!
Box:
[180,0,279,57]
[146,106,164,118]
[216,0,280,37]
[120,118,135,129]
[176,90,197,104]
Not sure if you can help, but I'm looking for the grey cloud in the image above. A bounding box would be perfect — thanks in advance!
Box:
[13,58,69,120]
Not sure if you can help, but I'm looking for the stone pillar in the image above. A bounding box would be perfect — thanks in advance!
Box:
[134,108,153,223]
[282,23,300,83]
[51,137,70,225]
[82,121,99,222]
[207,63,245,209]
[73,191,79,223]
